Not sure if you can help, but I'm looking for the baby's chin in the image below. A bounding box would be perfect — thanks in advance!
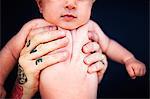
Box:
[58,23,85,30]
[58,25,79,30]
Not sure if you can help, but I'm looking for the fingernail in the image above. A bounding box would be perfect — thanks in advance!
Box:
[83,46,89,53]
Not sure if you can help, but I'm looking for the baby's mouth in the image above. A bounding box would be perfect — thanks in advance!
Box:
[61,14,77,21]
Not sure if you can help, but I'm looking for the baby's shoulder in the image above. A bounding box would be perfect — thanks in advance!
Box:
[86,20,103,32]
[87,20,102,29]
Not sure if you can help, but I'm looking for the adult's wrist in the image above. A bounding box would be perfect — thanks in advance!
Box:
[22,86,37,99]
[11,81,37,99]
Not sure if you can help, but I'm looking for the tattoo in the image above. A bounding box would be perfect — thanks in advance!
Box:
[35,58,43,65]
[17,64,27,84]
[30,48,37,54]
[11,82,23,99]
[26,40,31,47]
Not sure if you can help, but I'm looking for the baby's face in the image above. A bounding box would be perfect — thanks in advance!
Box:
[36,0,94,30]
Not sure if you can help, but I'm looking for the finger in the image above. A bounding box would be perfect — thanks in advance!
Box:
[27,25,58,40]
[35,51,68,71]
[136,66,145,77]
[88,61,104,73]
[82,42,101,54]
[97,55,107,74]
[126,66,136,79]
[88,32,99,42]
[84,52,104,65]
[137,67,142,77]
[27,37,69,59]
[134,66,142,77]
[140,64,146,76]
[97,61,108,83]
[21,30,66,55]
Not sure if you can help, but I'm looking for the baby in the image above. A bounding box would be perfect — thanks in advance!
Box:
[0,0,146,98]
[34,0,146,98]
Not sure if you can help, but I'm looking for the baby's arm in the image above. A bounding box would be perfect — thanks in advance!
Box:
[88,20,146,79]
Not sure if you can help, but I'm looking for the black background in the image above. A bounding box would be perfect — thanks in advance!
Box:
[1,0,149,98]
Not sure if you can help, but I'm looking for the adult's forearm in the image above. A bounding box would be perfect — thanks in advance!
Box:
[0,46,17,85]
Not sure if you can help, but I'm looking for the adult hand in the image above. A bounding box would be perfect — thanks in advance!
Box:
[83,32,108,83]
[11,26,69,99]
[0,19,54,96]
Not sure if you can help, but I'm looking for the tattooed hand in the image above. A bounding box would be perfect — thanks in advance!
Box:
[11,26,69,99]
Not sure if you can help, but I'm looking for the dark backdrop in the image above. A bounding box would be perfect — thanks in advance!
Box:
[1,0,149,98]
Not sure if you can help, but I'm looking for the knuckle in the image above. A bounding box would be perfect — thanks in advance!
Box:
[18,55,28,66]
[32,34,41,43]
[28,30,36,39]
